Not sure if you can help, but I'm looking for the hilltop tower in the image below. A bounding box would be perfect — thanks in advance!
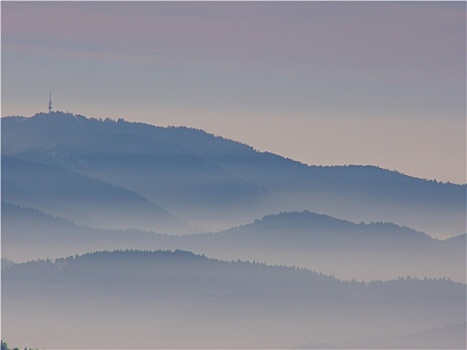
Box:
[48,92,52,113]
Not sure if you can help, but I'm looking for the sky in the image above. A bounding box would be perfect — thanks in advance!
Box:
[1,1,466,184]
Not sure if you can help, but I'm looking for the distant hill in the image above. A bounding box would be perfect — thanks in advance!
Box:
[216,210,433,245]
[3,204,464,282]
[442,233,467,248]
[2,112,465,350]
[1,201,175,262]
[2,155,185,233]
[176,211,466,282]
[2,250,465,349]
[2,113,266,229]
[2,112,465,237]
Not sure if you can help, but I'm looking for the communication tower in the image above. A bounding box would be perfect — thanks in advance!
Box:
[48,92,52,113]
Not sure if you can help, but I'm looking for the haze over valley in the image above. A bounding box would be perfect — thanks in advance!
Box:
[1,112,466,349]
[2,2,466,349]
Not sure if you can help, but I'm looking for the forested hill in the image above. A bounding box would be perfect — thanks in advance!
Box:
[3,249,464,302]
[3,250,465,348]
[3,203,465,282]
[2,112,465,237]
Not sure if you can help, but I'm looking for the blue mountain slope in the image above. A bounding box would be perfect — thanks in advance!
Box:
[1,156,183,232]
[203,152,466,236]
[4,203,464,282]
[217,210,433,244]
[178,211,465,282]
[2,114,266,227]
[2,112,465,236]
[2,250,465,349]
[1,201,175,262]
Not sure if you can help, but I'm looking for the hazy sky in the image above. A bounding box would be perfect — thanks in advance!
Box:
[2,2,465,183]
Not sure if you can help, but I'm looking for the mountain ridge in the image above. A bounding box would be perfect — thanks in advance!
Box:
[3,202,464,282]
[4,112,461,184]
[3,249,465,349]
[2,111,464,237]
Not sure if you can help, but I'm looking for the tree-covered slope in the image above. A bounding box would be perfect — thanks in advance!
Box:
[2,112,464,236]
[2,250,465,349]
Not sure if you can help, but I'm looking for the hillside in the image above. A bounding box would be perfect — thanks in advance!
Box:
[2,250,465,349]
[2,112,465,237]
[1,202,173,261]
[3,204,464,282]
[2,155,183,233]
[176,211,465,281]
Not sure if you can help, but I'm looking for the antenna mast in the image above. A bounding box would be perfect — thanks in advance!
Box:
[48,92,52,113]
